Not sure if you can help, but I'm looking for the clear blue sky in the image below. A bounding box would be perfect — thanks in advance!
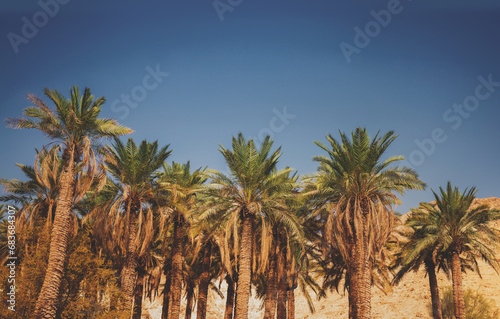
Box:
[1,0,499,214]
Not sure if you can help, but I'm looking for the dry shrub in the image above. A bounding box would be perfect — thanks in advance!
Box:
[433,286,500,319]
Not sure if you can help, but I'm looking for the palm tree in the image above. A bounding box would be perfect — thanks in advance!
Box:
[95,137,170,316]
[421,182,500,319]
[6,86,132,318]
[134,244,162,319]
[304,128,425,319]
[263,225,280,319]
[189,216,224,319]
[392,206,446,319]
[156,161,207,319]
[0,147,61,250]
[262,185,304,319]
[202,133,296,319]
[224,274,236,319]
[196,190,239,319]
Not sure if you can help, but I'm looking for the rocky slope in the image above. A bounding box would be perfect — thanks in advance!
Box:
[142,198,500,318]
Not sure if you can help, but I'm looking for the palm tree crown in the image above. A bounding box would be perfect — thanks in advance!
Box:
[7,87,132,148]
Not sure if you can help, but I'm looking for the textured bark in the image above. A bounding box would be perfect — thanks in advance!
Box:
[276,247,287,319]
[451,251,465,319]
[263,229,278,319]
[358,214,371,319]
[347,229,364,319]
[234,214,253,319]
[133,270,145,319]
[347,270,358,319]
[169,214,184,319]
[34,147,76,319]
[185,284,194,319]
[161,259,172,319]
[197,241,212,319]
[425,259,443,319]
[287,288,295,319]
[224,275,235,319]
[121,208,139,315]
[360,257,372,319]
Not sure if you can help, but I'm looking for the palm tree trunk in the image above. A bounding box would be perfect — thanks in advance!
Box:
[234,214,253,319]
[34,147,76,319]
[360,257,372,319]
[224,275,235,319]
[133,270,145,319]
[451,250,465,319]
[185,283,194,319]
[277,282,287,319]
[121,206,139,315]
[161,259,172,319]
[264,229,279,319]
[425,259,443,319]
[169,214,184,319]
[358,216,371,319]
[197,241,213,319]
[276,246,287,319]
[287,288,295,319]
[347,270,358,319]
[287,271,297,319]
[348,227,366,319]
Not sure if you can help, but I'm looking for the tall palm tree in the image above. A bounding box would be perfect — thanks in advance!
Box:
[134,245,162,319]
[224,274,236,319]
[94,137,170,316]
[156,161,207,319]
[304,128,425,319]
[6,86,132,318]
[202,133,296,319]
[0,147,61,241]
[197,189,240,319]
[262,186,304,319]
[421,182,500,319]
[189,215,224,319]
[392,206,446,319]
[263,225,281,319]
[0,146,98,237]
